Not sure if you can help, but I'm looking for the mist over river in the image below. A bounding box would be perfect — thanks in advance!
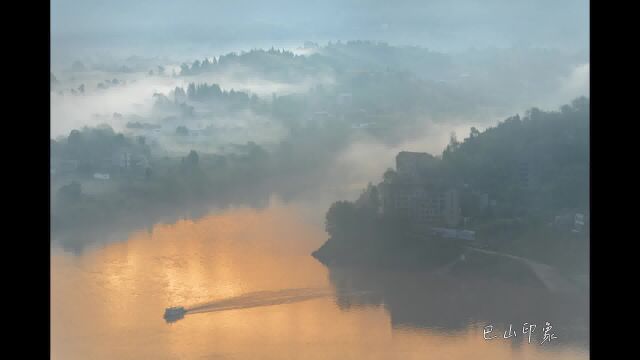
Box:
[51,199,588,360]
[50,1,589,358]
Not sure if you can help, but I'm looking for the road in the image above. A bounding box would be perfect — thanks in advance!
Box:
[436,245,581,293]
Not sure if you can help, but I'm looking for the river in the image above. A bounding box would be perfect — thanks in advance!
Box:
[51,199,589,359]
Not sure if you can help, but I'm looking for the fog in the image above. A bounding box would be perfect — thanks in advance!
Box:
[51,4,590,360]
[50,0,589,253]
[52,0,588,61]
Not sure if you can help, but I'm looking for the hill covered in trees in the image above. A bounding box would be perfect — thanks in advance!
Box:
[313,97,589,276]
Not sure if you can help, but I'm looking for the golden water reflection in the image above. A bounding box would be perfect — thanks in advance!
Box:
[51,202,588,360]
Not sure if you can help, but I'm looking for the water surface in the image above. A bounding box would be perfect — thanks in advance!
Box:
[51,201,588,359]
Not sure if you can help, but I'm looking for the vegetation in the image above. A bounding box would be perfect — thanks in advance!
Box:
[314,98,589,275]
[50,42,588,260]
[50,120,349,251]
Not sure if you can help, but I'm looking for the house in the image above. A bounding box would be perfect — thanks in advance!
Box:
[131,154,150,170]
[93,173,111,180]
[310,111,333,124]
[431,227,476,241]
[110,149,150,175]
[573,213,586,233]
[478,193,489,211]
[337,93,353,106]
[50,159,78,175]
[554,211,587,233]
[112,150,132,169]
[351,122,376,129]
[518,161,531,188]
[442,189,462,227]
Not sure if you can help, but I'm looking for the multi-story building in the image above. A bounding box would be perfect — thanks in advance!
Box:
[381,151,461,228]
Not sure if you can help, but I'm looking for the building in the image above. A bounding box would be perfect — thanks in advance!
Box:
[381,183,461,227]
[554,211,588,233]
[337,93,353,106]
[93,173,111,180]
[55,159,79,174]
[380,151,462,228]
[431,227,476,241]
[518,161,531,188]
[112,150,132,169]
[442,189,462,227]
[573,213,586,233]
[310,111,333,127]
[478,193,489,211]
[110,149,150,176]
[382,183,440,224]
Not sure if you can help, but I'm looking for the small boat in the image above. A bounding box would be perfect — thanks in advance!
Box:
[164,306,186,322]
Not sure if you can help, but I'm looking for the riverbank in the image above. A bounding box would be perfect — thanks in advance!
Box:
[312,230,588,293]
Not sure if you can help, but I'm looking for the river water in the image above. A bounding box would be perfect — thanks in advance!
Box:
[51,200,589,360]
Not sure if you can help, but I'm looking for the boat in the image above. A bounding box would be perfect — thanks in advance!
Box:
[164,306,186,322]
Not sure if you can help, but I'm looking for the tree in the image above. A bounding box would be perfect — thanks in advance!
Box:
[356,183,380,212]
[325,201,357,238]
[174,87,186,103]
[448,131,459,148]
[368,185,380,211]
[68,129,82,147]
[71,61,86,72]
[187,83,196,99]
[442,131,460,160]
[571,96,589,112]
[180,63,190,76]
[57,182,82,202]
[185,150,199,167]
[176,126,189,136]
[201,58,210,71]
[383,168,397,184]
[192,60,201,72]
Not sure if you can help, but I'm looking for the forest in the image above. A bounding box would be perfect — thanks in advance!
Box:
[314,97,589,275]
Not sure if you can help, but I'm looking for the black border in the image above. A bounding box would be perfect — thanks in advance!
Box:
[7,0,604,358]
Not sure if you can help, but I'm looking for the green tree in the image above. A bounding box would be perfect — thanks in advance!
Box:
[325,201,357,238]
[176,126,189,136]
[57,182,83,202]
[383,168,397,184]
[185,150,199,167]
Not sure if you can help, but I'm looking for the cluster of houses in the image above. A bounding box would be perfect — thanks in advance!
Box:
[305,93,389,130]
[554,211,587,233]
[378,151,587,242]
[51,148,151,182]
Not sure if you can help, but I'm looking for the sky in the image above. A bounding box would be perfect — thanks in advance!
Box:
[51,0,589,62]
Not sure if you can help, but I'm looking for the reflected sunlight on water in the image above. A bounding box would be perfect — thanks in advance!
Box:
[51,201,588,360]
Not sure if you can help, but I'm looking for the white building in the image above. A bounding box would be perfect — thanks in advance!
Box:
[93,173,111,180]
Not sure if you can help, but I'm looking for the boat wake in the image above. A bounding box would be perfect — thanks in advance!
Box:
[186,287,335,314]
[165,287,354,323]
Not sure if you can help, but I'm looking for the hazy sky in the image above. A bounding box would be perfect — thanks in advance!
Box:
[52,0,589,60]
[50,0,589,140]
